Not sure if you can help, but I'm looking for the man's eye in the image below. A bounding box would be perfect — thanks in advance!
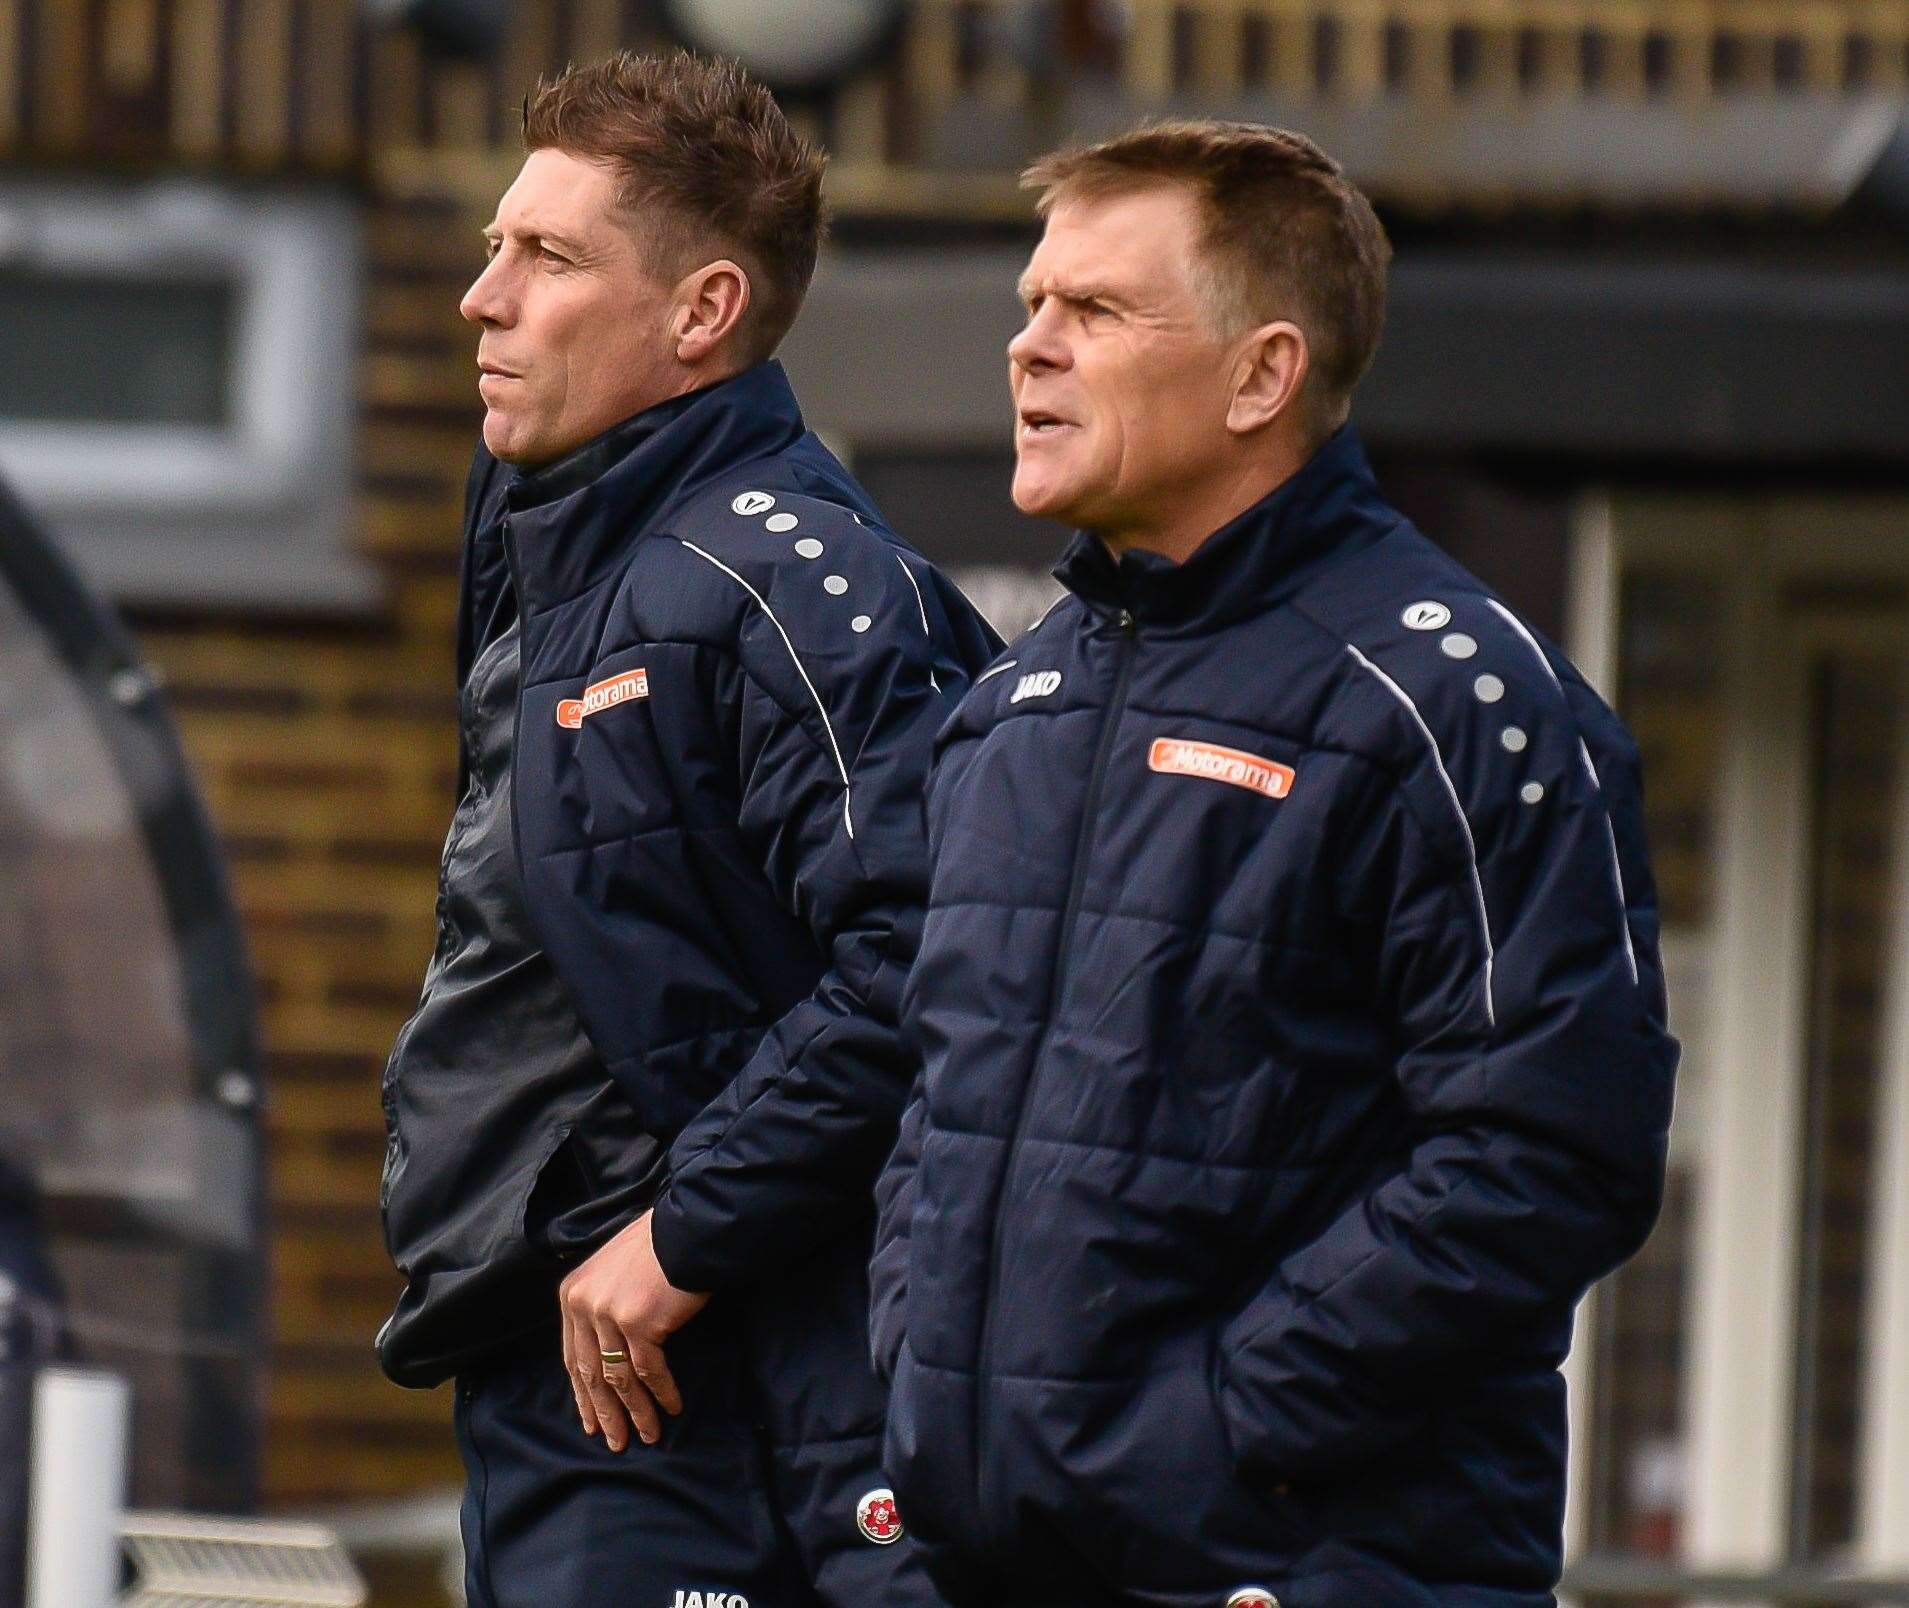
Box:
[540,248,570,266]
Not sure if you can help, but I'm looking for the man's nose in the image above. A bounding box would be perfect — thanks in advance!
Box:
[460,256,512,327]
[1008,302,1068,374]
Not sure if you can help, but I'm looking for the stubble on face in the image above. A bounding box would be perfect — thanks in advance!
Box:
[465,149,684,470]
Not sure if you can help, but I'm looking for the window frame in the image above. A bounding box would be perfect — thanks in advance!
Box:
[0,179,375,611]
[1566,491,1909,1582]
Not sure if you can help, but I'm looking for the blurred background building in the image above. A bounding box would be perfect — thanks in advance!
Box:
[0,0,1905,1602]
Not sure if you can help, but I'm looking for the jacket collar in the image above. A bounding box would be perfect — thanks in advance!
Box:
[1051,426,1397,631]
[502,360,806,617]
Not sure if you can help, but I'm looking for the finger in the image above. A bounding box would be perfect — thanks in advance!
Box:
[628,1341,683,1417]
[581,1351,631,1453]
[598,1357,663,1446]
[571,1306,633,1451]
[560,1299,599,1438]
[593,1319,660,1447]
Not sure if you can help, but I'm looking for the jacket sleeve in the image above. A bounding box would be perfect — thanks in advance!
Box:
[869,1069,928,1382]
[646,521,985,1293]
[1215,636,1678,1478]
[871,662,1007,1381]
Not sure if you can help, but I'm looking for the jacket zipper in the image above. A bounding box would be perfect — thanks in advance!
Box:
[973,605,1138,1542]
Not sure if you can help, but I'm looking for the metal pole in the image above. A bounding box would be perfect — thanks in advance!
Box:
[25,1369,129,1608]
[0,1352,29,1608]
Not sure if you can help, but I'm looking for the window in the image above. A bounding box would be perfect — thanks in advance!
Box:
[1571,491,1909,1589]
[0,180,372,611]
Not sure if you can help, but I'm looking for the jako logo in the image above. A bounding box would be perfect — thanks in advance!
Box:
[1148,737,1294,800]
[669,1593,748,1608]
[1010,670,1062,704]
[556,668,649,729]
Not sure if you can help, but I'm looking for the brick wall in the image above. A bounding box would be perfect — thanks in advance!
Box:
[0,0,852,1515]
[131,192,483,1505]
[0,0,691,1512]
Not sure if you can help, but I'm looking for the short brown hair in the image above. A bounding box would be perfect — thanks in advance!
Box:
[1023,121,1390,431]
[523,50,827,363]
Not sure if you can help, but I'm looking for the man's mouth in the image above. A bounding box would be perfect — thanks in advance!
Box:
[1018,409,1074,440]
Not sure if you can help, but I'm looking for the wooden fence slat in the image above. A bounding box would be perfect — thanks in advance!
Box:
[101,0,159,96]
[298,0,357,164]
[1467,0,1523,95]
[1192,4,1244,91]
[1402,0,1456,99]
[235,0,293,162]
[1124,0,1179,98]
[1338,1,1389,100]
[1269,0,1315,97]
[572,0,623,63]
[831,70,889,166]
[503,0,557,108]
[430,57,489,148]
[36,0,89,148]
[170,0,224,158]
[370,20,422,148]
[0,0,19,147]
[1860,0,1904,88]
[906,0,961,126]
[1582,0,1648,94]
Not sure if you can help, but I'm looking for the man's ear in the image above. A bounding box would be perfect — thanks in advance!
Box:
[1226,320,1308,436]
[673,260,751,364]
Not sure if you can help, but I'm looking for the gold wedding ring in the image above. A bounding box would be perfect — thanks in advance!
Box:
[598,1349,628,1364]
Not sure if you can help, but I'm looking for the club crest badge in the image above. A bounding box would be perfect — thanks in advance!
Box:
[856,1487,903,1545]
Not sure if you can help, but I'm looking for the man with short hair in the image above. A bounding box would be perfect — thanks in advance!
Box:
[872,122,1677,1607]
[377,50,996,1606]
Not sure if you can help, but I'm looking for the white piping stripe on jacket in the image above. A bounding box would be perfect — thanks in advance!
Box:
[1346,642,1497,1028]
[678,540,856,840]
[1482,597,1640,985]
[1483,597,1563,695]
[891,552,940,691]
[1029,593,1067,632]
[973,657,1018,687]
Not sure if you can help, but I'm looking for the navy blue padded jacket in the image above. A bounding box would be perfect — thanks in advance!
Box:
[871,428,1678,1607]
[454,360,999,1305]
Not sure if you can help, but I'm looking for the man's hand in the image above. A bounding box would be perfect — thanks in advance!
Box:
[558,1211,710,1451]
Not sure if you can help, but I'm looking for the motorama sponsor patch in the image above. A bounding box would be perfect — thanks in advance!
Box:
[556,668,649,729]
[1148,736,1294,799]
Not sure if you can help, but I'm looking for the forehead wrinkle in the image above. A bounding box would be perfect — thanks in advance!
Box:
[1017,270,1127,308]
[489,217,608,272]
[495,170,605,248]
[499,201,585,244]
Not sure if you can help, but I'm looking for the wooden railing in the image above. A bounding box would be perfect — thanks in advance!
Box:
[0,1,1899,215]
[823,0,1909,205]
[886,0,1909,130]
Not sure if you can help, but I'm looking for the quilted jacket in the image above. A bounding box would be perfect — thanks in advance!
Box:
[872,427,1678,1607]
